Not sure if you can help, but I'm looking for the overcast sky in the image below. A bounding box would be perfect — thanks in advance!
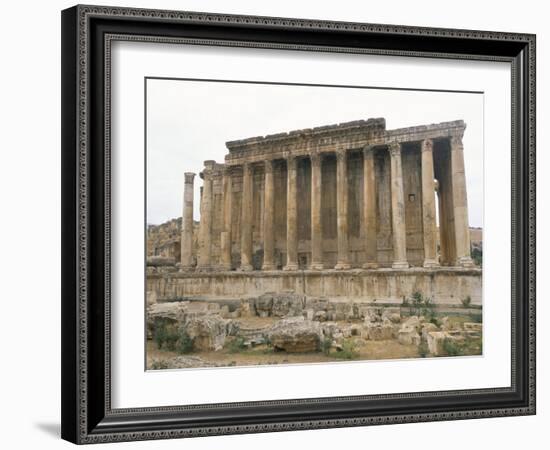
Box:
[146,78,483,227]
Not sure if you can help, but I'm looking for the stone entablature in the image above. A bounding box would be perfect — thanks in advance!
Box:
[224,119,465,165]
[179,118,475,272]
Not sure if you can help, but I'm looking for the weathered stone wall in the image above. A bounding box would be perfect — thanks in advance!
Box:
[147,268,482,305]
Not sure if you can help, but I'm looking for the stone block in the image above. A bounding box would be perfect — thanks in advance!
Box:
[397,326,421,345]
[427,331,449,356]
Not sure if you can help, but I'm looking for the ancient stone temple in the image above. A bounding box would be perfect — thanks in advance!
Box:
[147,118,481,306]
[180,118,474,272]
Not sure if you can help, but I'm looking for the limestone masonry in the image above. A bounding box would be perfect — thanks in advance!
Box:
[147,118,482,305]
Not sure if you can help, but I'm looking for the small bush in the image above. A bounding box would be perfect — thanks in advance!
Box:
[320,337,332,356]
[443,338,464,357]
[226,336,247,354]
[406,291,437,320]
[472,247,482,266]
[461,296,472,308]
[176,328,194,354]
[333,340,360,360]
[153,319,194,353]
[153,319,177,350]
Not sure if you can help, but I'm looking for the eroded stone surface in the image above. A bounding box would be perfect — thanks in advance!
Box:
[267,317,322,353]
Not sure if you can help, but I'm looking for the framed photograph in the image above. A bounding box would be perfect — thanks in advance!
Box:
[61,5,536,444]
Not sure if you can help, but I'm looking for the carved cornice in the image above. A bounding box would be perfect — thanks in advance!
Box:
[224,119,467,166]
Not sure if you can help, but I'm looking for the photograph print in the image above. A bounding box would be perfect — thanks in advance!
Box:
[145,78,483,370]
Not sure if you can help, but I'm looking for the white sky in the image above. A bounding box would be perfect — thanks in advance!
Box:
[146,79,483,227]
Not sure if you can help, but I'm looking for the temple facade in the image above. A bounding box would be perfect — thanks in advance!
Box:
[179,118,475,272]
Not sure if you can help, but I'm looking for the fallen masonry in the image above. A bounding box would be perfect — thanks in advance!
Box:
[147,292,482,366]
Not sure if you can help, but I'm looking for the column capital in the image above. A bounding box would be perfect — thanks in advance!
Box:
[449,131,464,147]
[388,142,401,157]
[421,139,434,152]
[310,151,322,168]
[264,159,274,174]
[184,172,196,184]
[222,165,232,176]
[363,144,376,157]
[241,161,252,175]
[286,154,297,169]
[335,148,348,163]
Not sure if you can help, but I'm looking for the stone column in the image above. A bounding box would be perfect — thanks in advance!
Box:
[239,162,253,271]
[389,143,409,269]
[450,133,475,267]
[262,159,276,270]
[310,152,324,270]
[197,165,213,270]
[283,156,299,271]
[219,166,233,270]
[335,149,351,269]
[180,172,195,270]
[362,146,378,268]
[421,139,439,268]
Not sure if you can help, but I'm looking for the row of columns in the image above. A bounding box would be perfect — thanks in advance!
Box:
[181,136,473,271]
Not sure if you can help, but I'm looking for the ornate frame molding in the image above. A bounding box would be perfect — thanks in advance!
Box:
[61,5,536,444]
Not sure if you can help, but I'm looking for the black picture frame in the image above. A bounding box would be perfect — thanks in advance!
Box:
[61,4,536,444]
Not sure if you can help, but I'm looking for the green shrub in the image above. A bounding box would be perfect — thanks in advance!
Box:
[418,342,429,358]
[153,319,194,353]
[443,338,464,356]
[320,337,332,356]
[472,247,482,266]
[461,296,472,308]
[225,336,247,354]
[406,291,436,320]
[176,328,195,354]
[153,318,175,350]
[333,340,359,360]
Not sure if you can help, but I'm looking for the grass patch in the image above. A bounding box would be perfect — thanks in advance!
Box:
[331,340,360,360]
[443,336,483,357]
[225,336,248,354]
